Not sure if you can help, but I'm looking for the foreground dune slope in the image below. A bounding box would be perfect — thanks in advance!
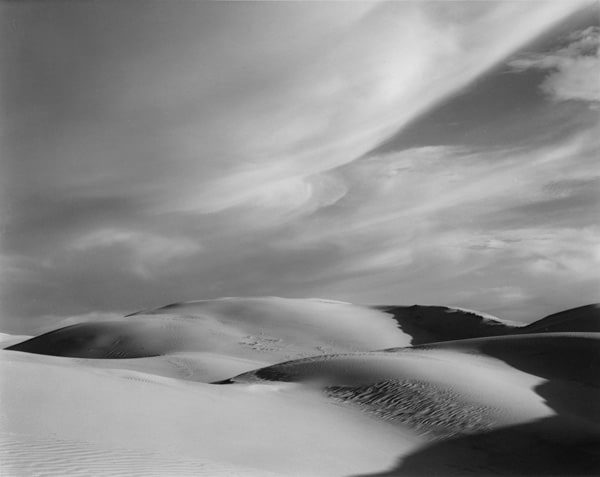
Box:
[223,332,600,475]
[0,348,419,477]
[357,332,600,476]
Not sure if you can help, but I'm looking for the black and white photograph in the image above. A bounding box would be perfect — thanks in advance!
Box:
[1,1,599,476]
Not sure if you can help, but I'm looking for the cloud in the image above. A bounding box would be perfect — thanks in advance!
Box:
[509,26,600,102]
[268,122,599,319]
[1,2,595,332]
[71,228,203,277]
[173,1,587,215]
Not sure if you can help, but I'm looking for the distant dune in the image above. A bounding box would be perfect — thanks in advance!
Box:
[2,298,599,476]
[4,298,528,360]
[519,303,600,334]
[5,298,410,383]
[375,304,519,345]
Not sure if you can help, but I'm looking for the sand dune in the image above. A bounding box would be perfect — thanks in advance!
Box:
[5,298,522,365]
[519,303,600,334]
[0,348,418,477]
[0,432,272,477]
[223,331,600,474]
[223,335,576,433]
[2,298,599,476]
[5,298,414,383]
[0,333,31,348]
[7,297,409,359]
[376,305,520,345]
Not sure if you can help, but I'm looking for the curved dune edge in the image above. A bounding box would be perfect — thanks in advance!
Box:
[519,303,600,333]
[5,297,527,361]
[6,297,519,383]
[0,332,32,348]
[2,300,599,475]
[6,297,411,359]
[221,331,600,475]
[4,299,599,386]
[0,349,419,477]
[225,333,600,434]
[375,304,520,345]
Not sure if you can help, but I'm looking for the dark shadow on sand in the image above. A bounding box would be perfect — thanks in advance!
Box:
[354,334,600,476]
[377,305,514,346]
[353,414,600,476]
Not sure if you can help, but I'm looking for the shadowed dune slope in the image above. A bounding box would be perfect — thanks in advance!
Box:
[355,416,600,477]
[375,305,519,345]
[404,332,600,387]
[520,303,600,334]
[5,321,180,359]
[354,332,600,477]
[400,332,600,426]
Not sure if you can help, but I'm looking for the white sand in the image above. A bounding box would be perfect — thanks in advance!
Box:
[229,343,554,431]
[2,299,598,476]
[0,349,418,477]
[6,298,411,381]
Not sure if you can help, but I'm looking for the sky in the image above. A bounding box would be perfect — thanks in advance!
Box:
[1,1,599,333]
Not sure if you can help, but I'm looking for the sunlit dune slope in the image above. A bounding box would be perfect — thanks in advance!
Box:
[0,349,416,477]
[223,332,600,436]
[6,298,521,361]
[6,298,410,360]
[6,299,599,386]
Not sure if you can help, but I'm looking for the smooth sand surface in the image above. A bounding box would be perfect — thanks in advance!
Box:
[225,331,600,475]
[0,349,418,477]
[226,339,556,432]
[5,297,415,384]
[7,298,410,360]
[2,299,599,476]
